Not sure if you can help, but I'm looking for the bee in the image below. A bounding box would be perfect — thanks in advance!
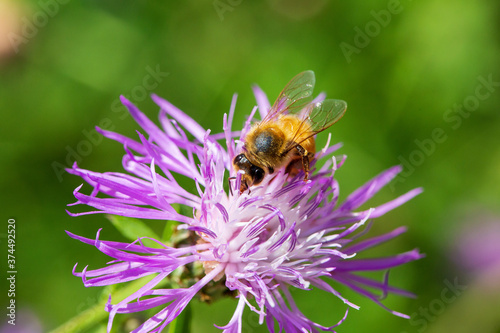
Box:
[232,71,347,193]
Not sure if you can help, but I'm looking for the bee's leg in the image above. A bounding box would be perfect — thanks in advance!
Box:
[242,179,251,194]
[295,145,310,181]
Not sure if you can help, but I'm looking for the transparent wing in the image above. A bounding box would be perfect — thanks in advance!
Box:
[283,98,347,153]
[307,99,347,132]
[261,71,316,123]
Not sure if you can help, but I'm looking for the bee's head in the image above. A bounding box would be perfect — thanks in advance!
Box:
[233,153,265,192]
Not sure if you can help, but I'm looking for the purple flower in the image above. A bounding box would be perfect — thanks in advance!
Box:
[67,85,423,333]
[452,213,500,274]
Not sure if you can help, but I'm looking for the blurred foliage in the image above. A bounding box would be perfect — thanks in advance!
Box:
[1,0,499,332]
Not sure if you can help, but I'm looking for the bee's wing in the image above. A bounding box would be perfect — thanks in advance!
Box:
[260,71,316,124]
[306,99,347,132]
[283,98,347,153]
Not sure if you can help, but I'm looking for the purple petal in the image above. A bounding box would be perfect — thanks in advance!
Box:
[151,94,207,142]
[344,227,408,255]
[332,249,424,272]
[340,166,402,212]
[215,296,246,332]
[252,84,271,119]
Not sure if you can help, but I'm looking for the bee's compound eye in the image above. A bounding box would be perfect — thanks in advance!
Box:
[250,165,265,185]
[233,154,248,166]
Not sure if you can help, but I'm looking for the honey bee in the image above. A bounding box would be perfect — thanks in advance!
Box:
[232,71,347,193]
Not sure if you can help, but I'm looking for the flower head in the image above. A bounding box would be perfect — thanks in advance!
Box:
[67,83,422,332]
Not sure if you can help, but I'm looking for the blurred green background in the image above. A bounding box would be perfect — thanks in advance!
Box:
[1,0,500,332]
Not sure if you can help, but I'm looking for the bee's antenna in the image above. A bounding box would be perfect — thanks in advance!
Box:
[228,177,236,196]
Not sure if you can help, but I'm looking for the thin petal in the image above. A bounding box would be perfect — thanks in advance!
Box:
[252,84,271,119]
